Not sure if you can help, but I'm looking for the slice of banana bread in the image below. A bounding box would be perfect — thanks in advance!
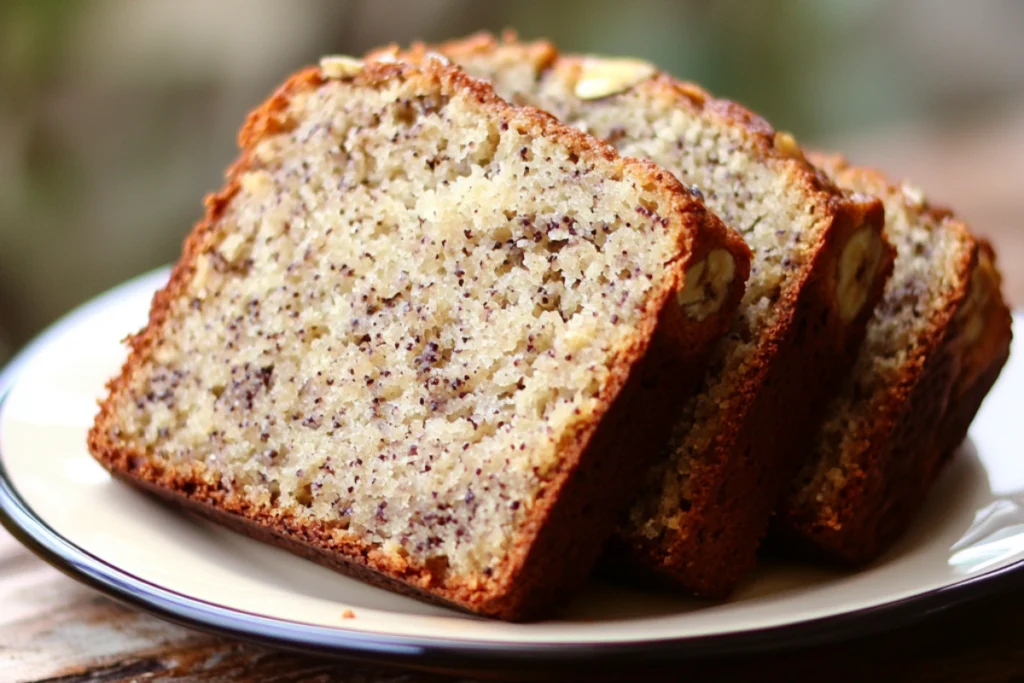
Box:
[777,155,1012,563]
[399,34,893,596]
[87,56,750,620]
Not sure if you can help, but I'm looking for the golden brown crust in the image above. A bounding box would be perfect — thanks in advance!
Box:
[404,32,892,597]
[775,155,1012,564]
[88,57,749,619]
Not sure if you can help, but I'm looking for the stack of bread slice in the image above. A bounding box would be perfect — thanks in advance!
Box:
[88,33,1011,620]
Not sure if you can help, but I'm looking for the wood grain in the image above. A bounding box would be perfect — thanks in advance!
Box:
[1,112,1023,683]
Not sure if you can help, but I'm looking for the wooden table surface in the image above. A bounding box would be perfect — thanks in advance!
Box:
[2,112,1022,683]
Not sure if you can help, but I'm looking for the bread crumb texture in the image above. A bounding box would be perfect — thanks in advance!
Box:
[99,60,700,583]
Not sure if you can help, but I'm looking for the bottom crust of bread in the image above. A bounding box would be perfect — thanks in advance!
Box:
[108,466,478,611]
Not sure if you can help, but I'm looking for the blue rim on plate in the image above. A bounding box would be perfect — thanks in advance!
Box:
[0,278,1022,680]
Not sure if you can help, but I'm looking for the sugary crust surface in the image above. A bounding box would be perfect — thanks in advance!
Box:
[88,57,748,620]
[401,34,892,596]
[776,155,1013,563]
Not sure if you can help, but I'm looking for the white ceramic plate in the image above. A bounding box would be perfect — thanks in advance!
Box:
[1,269,1022,679]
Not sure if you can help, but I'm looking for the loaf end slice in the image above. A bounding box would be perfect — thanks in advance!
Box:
[403,33,893,596]
[87,56,749,620]
[779,157,1012,562]
[777,155,1012,563]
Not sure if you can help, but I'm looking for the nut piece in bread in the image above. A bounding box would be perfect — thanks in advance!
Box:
[677,249,738,321]
[573,57,657,100]
[836,225,888,323]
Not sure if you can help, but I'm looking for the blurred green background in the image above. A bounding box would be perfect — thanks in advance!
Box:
[2,0,1024,366]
